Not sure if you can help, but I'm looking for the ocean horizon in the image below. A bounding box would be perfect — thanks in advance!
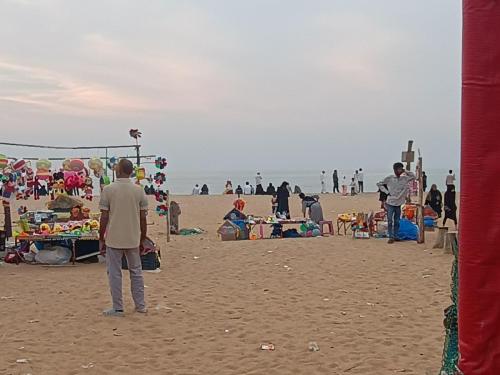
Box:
[160,168,459,195]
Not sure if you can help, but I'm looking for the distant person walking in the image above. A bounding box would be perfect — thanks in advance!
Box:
[446,170,456,187]
[276,181,291,218]
[425,184,443,218]
[422,171,428,192]
[255,172,265,195]
[320,171,326,194]
[377,162,416,244]
[358,168,364,193]
[443,184,458,229]
[99,159,148,317]
[332,170,340,193]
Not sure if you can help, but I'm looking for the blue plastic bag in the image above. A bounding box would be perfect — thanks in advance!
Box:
[398,218,419,241]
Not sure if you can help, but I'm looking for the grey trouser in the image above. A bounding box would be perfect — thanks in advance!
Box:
[106,247,145,311]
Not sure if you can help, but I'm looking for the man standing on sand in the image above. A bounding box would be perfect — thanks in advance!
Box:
[446,170,456,187]
[358,168,364,193]
[99,159,148,317]
[320,171,326,194]
[255,172,265,195]
[377,162,416,244]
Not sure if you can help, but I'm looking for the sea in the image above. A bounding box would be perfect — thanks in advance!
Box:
[161,168,459,195]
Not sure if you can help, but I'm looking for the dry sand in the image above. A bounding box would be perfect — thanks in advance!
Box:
[0,193,452,375]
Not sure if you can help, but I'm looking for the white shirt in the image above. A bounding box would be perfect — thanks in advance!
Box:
[192,186,200,195]
[320,173,326,183]
[255,175,262,185]
[358,172,364,182]
[342,177,347,186]
[243,185,252,195]
[446,174,456,186]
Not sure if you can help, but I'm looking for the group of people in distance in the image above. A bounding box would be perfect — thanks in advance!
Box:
[424,170,458,229]
[323,169,364,195]
[191,184,209,195]
[223,173,275,196]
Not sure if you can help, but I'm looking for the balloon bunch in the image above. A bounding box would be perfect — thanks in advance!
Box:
[107,157,118,172]
[88,157,104,177]
[155,157,167,169]
[155,190,168,203]
[155,204,169,217]
[154,172,166,185]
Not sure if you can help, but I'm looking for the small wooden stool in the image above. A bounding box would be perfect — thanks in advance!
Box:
[319,221,334,236]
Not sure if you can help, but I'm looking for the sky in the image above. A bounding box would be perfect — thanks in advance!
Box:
[0,0,462,173]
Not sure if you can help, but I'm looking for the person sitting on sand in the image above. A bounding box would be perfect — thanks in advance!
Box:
[224,180,233,194]
[243,182,252,195]
[266,183,276,195]
[349,178,357,196]
[200,184,209,195]
[235,185,243,196]
[99,158,148,317]
[192,184,200,195]
[377,162,416,244]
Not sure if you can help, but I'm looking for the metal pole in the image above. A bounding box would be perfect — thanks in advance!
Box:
[105,147,108,177]
[417,156,425,244]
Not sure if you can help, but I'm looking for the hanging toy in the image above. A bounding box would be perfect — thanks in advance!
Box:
[88,157,104,178]
[107,157,118,172]
[154,172,166,185]
[155,157,167,169]
[155,190,168,203]
[156,204,169,217]
[135,166,146,181]
[0,154,8,170]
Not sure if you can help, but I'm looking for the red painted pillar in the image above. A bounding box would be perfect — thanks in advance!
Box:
[459,1,500,373]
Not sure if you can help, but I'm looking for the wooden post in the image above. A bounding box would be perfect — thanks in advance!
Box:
[2,199,12,239]
[417,155,425,244]
[166,189,171,243]
[444,231,458,255]
[434,226,449,249]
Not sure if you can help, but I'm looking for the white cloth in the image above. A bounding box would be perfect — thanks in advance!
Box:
[358,172,364,182]
[255,175,263,185]
[446,174,456,186]
[192,186,200,195]
[243,185,252,195]
[377,172,416,207]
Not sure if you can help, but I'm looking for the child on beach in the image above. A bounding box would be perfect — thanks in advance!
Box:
[271,194,278,214]
[349,178,357,196]
[341,176,348,196]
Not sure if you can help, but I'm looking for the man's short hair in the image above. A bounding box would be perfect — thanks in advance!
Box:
[118,159,134,176]
[393,162,404,170]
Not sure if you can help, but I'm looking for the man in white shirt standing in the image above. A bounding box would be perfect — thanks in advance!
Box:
[358,168,364,193]
[446,170,456,187]
[255,172,264,195]
[99,159,148,317]
[320,171,326,194]
[377,162,416,244]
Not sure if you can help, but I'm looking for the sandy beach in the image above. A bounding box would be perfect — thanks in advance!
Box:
[1,193,452,375]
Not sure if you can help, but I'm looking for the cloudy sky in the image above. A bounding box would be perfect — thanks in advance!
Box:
[0,0,461,172]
